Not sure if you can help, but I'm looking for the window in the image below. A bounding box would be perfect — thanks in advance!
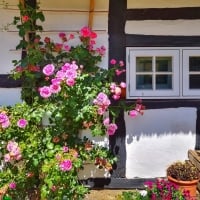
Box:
[127,47,200,99]
[183,50,200,96]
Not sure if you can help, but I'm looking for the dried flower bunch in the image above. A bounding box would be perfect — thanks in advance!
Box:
[166,160,200,181]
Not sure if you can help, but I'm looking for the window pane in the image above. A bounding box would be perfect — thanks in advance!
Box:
[189,57,200,71]
[136,57,152,72]
[136,75,152,89]
[189,75,200,89]
[156,75,172,89]
[156,57,172,72]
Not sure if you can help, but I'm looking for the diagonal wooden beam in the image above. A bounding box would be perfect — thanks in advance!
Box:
[88,0,95,29]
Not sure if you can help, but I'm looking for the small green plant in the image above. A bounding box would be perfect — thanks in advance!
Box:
[116,190,148,200]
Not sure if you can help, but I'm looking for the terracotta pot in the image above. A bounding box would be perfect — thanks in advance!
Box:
[167,175,199,197]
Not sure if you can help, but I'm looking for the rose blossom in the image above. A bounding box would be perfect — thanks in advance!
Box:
[110,59,117,65]
[114,87,121,96]
[115,69,123,76]
[43,64,55,76]
[1,120,10,128]
[9,182,16,189]
[4,153,11,162]
[63,146,69,152]
[112,94,120,100]
[59,159,72,171]
[66,78,75,87]
[129,110,138,118]
[0,112,10,128]
[50,84,61,94]
[106,123,118,135]
[7,141,18,152]
[119,60,124,67]
[59,32,66,38]
[93,92,111,107]
[17,119,28,128]
[103,118,110,126]
[120,82,126,88]
[65,69,77,79]
[22,15,29,22]
[39,86,52,98]
[64,45,71,51]
[80,26,91,38]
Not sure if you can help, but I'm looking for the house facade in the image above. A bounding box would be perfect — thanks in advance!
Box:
[1,0,200,188]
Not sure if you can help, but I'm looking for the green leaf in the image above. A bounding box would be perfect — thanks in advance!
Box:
[33,158,39,167]
[37,12,45,21]
[46,142,54,150]
[19,28,25,37]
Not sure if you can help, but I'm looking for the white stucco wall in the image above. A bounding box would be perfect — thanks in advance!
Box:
[125,107,196,178]
[127,0,200,8]
[125,20,200,36]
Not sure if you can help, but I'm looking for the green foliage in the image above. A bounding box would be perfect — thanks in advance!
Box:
[0,102,117,199]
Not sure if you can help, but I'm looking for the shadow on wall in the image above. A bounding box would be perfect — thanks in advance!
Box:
[125,107,197,144]
[124,107,197,178]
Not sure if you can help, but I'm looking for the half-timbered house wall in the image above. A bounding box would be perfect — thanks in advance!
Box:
[1,0,200,188]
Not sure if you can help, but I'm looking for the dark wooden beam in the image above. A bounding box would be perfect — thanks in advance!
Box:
[126,7,200,20]
[126,34,200,47]
[81,177,157,189]
[126,99,200,109]
[25,0,36,7]
[0,75,22,88]
[196,108,200,150]
[108,0,127,178]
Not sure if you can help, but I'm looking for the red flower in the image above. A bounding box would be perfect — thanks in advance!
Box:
[22,15,29,22]
[44,37,51,43]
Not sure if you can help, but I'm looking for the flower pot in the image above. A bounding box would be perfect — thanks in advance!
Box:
[167,175,199,197]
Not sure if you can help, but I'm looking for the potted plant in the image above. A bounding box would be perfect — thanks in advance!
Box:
[116,179,191,200]
[166,160,200,198]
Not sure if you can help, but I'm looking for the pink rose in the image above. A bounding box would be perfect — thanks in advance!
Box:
[17,119,28,128]
[129,110,138,118]
[39,86,52,98]
[59,159,72,171]
[43,64,55,76]
[110,59,117,65]
[106,123,118,135]
[119,60,124,67]
[9,182,16,189]
[50,84,61,94]
[66,78,75,87]
[103,118,110,126]
[80,26,91,38]
[120,82,126,88]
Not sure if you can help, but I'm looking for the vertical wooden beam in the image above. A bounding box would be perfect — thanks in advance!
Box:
[19,0,25,7]
[108,0,127,178]
[88,0,95,29]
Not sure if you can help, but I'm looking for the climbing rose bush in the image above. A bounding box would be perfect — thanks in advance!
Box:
[0,3,145,200]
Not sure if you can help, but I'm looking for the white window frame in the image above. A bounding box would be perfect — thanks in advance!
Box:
[183,49,200,97]
[127,47,200,99]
